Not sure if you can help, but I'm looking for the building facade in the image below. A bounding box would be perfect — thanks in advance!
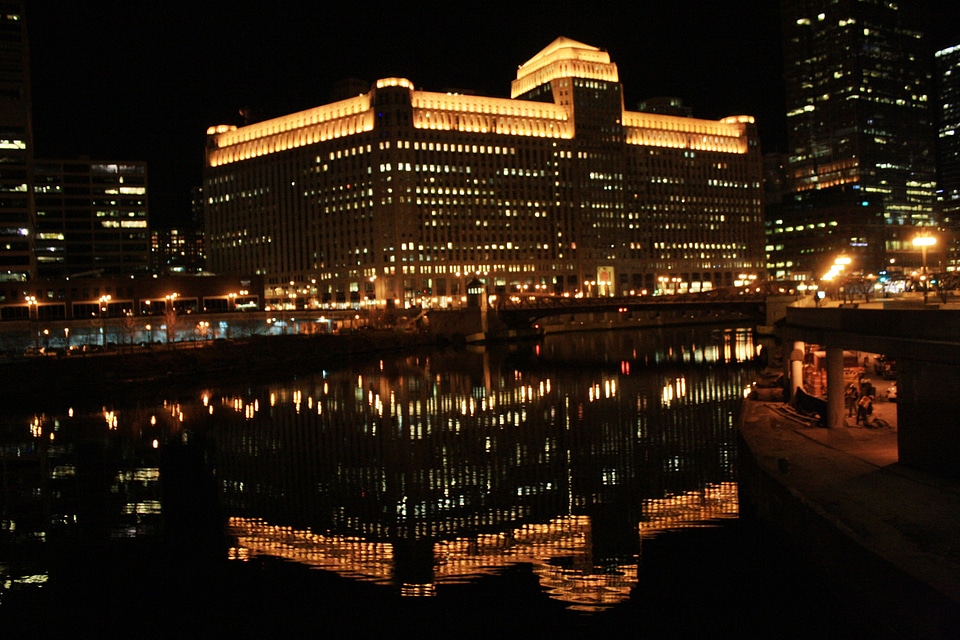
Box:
[204,38,766,310]
[0,2,35,282]
[937,43,960,225]
[936,41,960,273]
[33,160,150,278]
[780,0,937,225]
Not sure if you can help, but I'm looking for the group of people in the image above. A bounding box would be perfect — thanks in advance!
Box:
[845,383,874,425]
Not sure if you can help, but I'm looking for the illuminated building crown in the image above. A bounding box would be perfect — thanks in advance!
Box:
[511,37,619,98]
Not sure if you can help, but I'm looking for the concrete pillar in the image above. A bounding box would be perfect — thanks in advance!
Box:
[789,341,805,401]
[825,345,845,429]
[898,358,960,476]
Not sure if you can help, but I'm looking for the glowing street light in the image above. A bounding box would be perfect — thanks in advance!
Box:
[912,233,937,303]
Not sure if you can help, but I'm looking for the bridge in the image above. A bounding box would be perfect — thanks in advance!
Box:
[492,288,772,329]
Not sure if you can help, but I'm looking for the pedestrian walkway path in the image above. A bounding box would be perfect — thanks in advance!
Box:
[739,399,960,638]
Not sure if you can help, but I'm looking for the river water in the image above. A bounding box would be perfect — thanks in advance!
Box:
[0,326,864,637]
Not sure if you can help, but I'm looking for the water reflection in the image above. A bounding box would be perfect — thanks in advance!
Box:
[0,326,760,619]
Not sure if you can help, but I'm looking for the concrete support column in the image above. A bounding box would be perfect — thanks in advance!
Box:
[789,341,805,401]
[825,345,845,429]
[898,358,960,475]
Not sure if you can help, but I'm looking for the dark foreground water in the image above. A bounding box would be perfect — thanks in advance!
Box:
[0,326,867,638]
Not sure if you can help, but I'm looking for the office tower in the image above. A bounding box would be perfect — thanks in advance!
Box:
[937,42,960,225]
[33,160,150,278]
[204,38,766,309]
[781,0,936,227]
[0,2,35,281]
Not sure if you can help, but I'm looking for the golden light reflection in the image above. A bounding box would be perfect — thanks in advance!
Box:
[227,482,736,609]
[661,377,687,406]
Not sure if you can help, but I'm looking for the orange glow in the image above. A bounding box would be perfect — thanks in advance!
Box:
[206,37,756,169]
[511,37,619,98]
[623,112,750,153]
[207,93,375,167]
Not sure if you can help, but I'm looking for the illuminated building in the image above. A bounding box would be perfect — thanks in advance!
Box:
[0,2,36,282]
[780,0,936,225]
[151,227,205,275]
[937,43,960,226]
[1,7,154,282]
[33,160,150,278]
[204,38,765,309]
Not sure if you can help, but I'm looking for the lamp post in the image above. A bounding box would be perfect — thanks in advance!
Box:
[912,233,936,304]
[26,296,38,352]
[98,295,111,346]
[164,293,179,346]
[25,296,37,350]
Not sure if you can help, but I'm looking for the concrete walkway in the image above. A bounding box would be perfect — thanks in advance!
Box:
[738,398,960,639]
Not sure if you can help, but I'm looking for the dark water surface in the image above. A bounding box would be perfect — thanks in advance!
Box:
[0,327,864,637]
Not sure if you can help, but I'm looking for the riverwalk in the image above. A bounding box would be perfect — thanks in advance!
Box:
[738,397,960,639]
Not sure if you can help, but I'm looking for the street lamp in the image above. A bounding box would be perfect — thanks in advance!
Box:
[822,255,852,301]
[164,293,180,345]
[912,233,937,304]
[98,295,111,346]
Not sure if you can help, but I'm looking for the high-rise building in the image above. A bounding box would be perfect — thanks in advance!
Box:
[204,38,766,310]
[936,42,960,226]
[0,2,35,282]
[32,160,150,278]
[0,5,153,285]
[773,0,938,280]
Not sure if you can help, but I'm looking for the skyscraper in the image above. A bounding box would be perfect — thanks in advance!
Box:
[781,0,937,226]
[936,42,960,225]
[204,38,766,310]
[768,0,936,276]
[0,2,35,281]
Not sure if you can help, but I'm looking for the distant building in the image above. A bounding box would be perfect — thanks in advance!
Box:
[151,227,204,275]
[766,184,886,282]
[204,38,766,310]
[0,3,35,282]
[33,160,150,278]
[636,97,693,118]
[780,0,937,226]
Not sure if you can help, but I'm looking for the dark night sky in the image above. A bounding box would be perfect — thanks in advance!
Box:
[24,1,958,227]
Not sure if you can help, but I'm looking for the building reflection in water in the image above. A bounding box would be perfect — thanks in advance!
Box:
[0,326,759,613]
[211,327,757,610]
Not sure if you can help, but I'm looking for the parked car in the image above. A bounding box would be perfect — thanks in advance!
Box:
[885,383,897,402]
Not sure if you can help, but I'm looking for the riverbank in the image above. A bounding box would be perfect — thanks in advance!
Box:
[738,396,960,639]
[0,330,439,413]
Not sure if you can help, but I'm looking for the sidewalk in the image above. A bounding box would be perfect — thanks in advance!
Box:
[738,399,960,639]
